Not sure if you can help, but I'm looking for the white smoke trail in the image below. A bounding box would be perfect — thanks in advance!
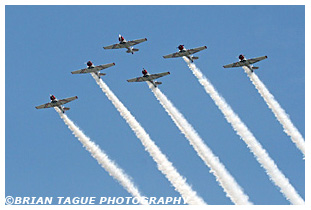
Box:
[90,72,206,205]
[243,66,305,155]
[183,57,304,205]
[148,82,252,205]
[54,107,148,205]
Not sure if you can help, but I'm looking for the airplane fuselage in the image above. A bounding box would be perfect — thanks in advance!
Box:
[239,59,255,72]
[51,98,65,113]
[118,36,135,54]
[117,41,135,54]
[142,72,158,87]
[178,47,195,62]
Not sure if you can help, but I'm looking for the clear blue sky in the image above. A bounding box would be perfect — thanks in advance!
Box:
[5,5,305,205]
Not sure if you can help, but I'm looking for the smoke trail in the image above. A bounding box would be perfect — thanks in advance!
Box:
[90,73,206,205]
[183,57,304,205]
[54,107,148,205]
[243,66,305,155]
[148,82,252,205]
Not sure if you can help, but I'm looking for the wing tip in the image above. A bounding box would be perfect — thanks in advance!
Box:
[75,96,78,99]
[168,72,171,74]
[204,46,207,49]
[145,38,147,41]
[113,63,116,65]
[265,55,268,58]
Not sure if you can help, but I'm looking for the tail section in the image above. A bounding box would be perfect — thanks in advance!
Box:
[126,48,139,54]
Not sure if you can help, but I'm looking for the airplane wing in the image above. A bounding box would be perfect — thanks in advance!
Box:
[163,46,207,58]
[35,102,55,109]
[247,56,268,64]
[71,63,115,74]
[186,46,207,55]
[36,96,77,110]
[57,96,78,106]
[103,38,147,49]
[103,43,126,49]
[126,38,147,46]
[223,61,246,68]
[163,52,184,58]
[127,72,170,83]
[223,56,268,68]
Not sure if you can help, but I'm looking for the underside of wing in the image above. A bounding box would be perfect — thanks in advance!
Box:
[71,68,89,74]
[103,43,125,49]
[35,102,54,109]
[163,52,184,58]
[223,61,246,68]
[127,76,146,83]
[187,46,207,55]
[148,72,170,80]
[71,63,115,74]
[127,38,147,46]
[96,62,115,70]
[247,56,268,64]
[57,96,78,106]
[127,72,170,83]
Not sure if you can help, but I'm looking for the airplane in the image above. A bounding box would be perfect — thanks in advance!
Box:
[223,54,268,72]
[163,45,207,62]
[35,95,78,113]
[71,61,115,78]
[103,34,147,54]
[127,68,170,87]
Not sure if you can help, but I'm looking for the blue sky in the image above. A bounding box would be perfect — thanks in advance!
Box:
[5,5,305,205]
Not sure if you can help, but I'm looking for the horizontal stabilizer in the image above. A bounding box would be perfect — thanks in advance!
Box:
[192,56,199,60]
[132,48,139,52]
[63,107,70,111]
[155,81,162,85]
[99,73,106,76]
[252,67,259,69]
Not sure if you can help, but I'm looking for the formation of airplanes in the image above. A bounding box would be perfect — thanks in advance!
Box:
[35,34,268,112]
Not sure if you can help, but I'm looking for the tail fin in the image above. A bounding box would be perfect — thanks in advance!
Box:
[252,67,259,69]
[126,48,139,53]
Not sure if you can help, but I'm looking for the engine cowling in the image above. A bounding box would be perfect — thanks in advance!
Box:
[142,69,148,75]
[239,54,245,61]
[50,95,56,101]
[87,61,93,67]
[119,36,124,42]
[178,45,184,51]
